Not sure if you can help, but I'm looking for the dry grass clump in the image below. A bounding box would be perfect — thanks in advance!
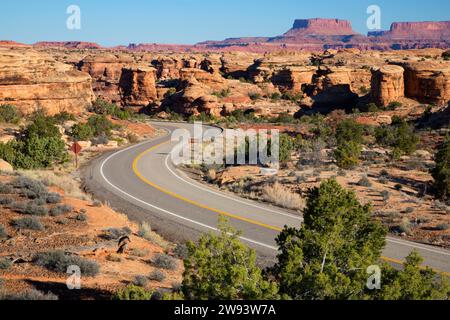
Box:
[262,182,304,211]
[18,170,87,200]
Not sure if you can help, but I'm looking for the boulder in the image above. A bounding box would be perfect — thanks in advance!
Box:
[0,159,13,172]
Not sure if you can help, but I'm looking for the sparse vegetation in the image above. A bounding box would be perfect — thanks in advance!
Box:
[149,270,166,282]
[262,182,304,210]
[34,250,100,277]
[12,216,44,231]
[114,285,152,300]
[431,138,450,201]
[0,104,21,124]
[153,253,178,271]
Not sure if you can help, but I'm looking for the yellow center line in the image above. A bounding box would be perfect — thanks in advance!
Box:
[133,129,450,277]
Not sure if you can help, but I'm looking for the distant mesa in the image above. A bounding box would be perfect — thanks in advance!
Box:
[285,18,358,36]
[33,41,101,49]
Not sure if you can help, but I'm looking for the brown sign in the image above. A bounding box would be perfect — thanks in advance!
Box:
[70,142,82,155]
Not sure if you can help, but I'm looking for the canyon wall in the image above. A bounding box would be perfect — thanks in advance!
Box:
[0,48,94,115]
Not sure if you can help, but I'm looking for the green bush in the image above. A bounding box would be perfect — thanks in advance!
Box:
[367,103,379,113]
[34,250,100,277]
[335,119,364,145]
[431,138,450,200]
[87,115,115,137]
[375,120,419,157]
[248,92,262,101]
[386,101,402,110]
[114,285,153,300]
[53,111,76,124]
[272,179,387,300]
[0,104,21,124]
[71,123,94,141]
[90,98,131,119]
[133,275,149,287]
[334,141,362,169]
[0,115,68,169]
[12,216,44,231]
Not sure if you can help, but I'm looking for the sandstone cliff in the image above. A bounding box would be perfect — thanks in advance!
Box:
[119,66,158,107]
[0,48,95,115]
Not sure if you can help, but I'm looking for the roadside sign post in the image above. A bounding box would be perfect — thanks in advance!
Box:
[70,142,83,169]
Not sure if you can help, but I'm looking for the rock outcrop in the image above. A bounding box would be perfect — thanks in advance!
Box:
[272,67,316,94]
[34,41,101,49]
[78,54,134,103]
[119,66,158,107]
[0,48,94,115]
[371,65,405,106]
[393,61,450,106]
[284,18,357,37]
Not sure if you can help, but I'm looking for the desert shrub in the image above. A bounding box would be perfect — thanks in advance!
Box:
[115,285,152,300]
[91,134,109,146]
[52,111,76,124]
[127,132,139,144]
[76,212,88,221]
[13,177,47,198]
[435,224,450,231]
[386,101,402,110]
[357,176,372,188]
[152,253,178,271]
[334,141,362,169]
[405,207,415,214]
[129,248,149,258]
[366,103,379,113]
[12,216,44,231]
[21,203,49,216]
[173,244,189,260]
[0,289,58,301]
[0,196,13,205]
[90,98,131,119]
[262,182,304,210]
[149,270,166,282]
[0,224,7,239]
[49,204,73,216]
[271,92,281,101]
[0,183,13,194]
[101,227,132,240]
[375,121,419,157]
[87,115,115,137]
[0,104,21,124]
[71,123,94,141]
[335,119,364,145]
[45,192,62,204]
[34,250,100,277]
[431,138,450,201]
[212,88,231,98]
[248,92,262,101]
[137,222,152,238]
[395,184,403,191]
[0,258,12,270]
[397,217,412,234]
[134,275,149,287]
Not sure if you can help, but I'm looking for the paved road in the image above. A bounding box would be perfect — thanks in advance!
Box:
[84,121,450,274]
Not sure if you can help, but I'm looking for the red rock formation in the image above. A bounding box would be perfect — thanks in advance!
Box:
[370,65,405,106]
[394,61,450,106]
[385,21,450,40]
[0,48,95,115]
[272,67,316,93]
[78,54,134,103]
[34,41,101,49]
[284,19,357,37]
[0,41,31,48]
[119,66,157,107]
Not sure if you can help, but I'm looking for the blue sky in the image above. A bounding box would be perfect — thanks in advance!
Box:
[1,0,449,46]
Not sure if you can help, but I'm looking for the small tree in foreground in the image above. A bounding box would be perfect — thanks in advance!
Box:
[272,179,387,300]
[182,217,278,300]
[374,251,449,300]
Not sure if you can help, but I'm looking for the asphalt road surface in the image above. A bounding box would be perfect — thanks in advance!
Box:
[84,121,450,275]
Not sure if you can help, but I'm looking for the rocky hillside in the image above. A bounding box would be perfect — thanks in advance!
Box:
[0,48,95,115]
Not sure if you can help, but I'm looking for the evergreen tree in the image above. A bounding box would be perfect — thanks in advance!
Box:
[182,217,279,300]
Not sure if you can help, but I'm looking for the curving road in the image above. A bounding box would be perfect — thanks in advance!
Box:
[84,121,450,275]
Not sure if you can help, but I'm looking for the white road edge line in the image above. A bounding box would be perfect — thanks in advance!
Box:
[99,141,278,251]
[163,155,303,221]
[100,123,450,259]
